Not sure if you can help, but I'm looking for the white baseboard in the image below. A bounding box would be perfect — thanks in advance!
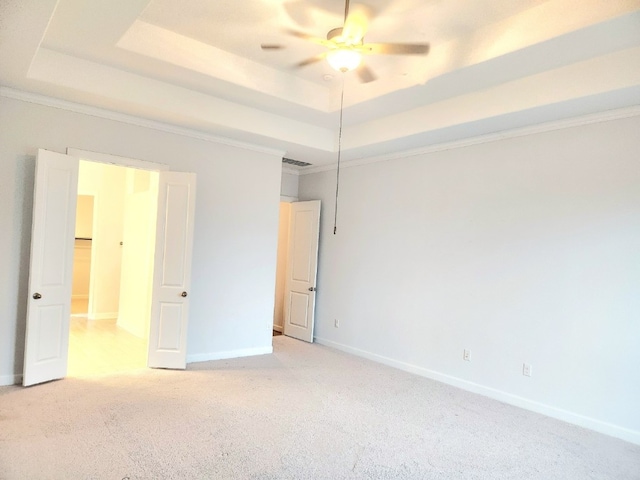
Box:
[314,336,640,446]
[272,324,283,332]
[0,374,22,386]
[187,346,273,364]
[88,312,118,321]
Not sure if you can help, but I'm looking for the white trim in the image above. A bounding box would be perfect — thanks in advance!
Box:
[71,294,88,300]
[88,312,119,321]
[301,105,640,175]
[0,87,286,157]
[314,336,640,446]
[67,148,170,171]
[5,88,638,176]
[186,346,273,364]
[280,195,298,203]
[272,324,283,332]
[0,374,22,386]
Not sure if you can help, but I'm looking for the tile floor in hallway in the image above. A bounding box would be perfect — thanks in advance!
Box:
[68,298,147,377]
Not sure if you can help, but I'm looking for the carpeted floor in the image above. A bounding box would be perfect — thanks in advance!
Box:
[0,336,638,479]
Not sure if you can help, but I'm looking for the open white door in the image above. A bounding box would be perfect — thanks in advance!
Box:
[147,171,196,369]
[283,200,321,343]
[23,150,79,386]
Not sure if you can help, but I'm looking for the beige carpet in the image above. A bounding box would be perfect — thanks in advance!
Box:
[0,336,638,479]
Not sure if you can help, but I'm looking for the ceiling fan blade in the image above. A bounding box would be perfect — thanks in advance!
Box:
[356,64,376,83]
[294,53,327,68]
[261,44,285,50]
[285,29,332,47]
[362,43,430,55]
[342,3,372,44]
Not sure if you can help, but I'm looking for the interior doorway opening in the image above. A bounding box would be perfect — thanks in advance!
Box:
[273,201,292,336]
[273,199,321,343]
[23,148,196,386]
[68,160,159,377]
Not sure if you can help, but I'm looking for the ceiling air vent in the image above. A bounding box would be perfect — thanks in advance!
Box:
[282,157,312,167]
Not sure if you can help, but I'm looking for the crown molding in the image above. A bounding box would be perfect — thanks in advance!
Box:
[4,86,638,174]
[300,105,640,175]
[0,86,286,158]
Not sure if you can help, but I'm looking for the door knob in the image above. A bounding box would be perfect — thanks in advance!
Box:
[181,291,188,297]
[308,287,316,292]
[32,293,42,300]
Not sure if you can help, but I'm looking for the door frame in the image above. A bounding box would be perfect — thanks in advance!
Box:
[24,148,195,385]
[68,148,170,368]
[272,195,298,334]
[68,149,169,324]
[67,149,170,173]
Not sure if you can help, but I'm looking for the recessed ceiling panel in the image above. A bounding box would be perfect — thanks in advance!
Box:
[2,0,638,166]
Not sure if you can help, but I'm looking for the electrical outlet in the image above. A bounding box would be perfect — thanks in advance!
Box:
[463,349,471,361]
[334,319,339,328]
[523,363,532,377]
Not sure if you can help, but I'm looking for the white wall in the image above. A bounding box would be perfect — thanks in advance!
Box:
[71,240,91,299]
[0,95,282,384]
[118,168,158,338]
[280,171,299,199]
[299,114,640,444]
[74,195,93,238]
[78,160,127,319]
[72,195,93,299]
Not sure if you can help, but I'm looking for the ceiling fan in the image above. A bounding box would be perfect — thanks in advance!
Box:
[261,0,430,82]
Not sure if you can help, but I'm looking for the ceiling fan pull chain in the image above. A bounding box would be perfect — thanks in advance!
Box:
[334,73,346,235]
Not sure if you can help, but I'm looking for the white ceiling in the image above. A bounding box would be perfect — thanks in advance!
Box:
[1,0,639,168]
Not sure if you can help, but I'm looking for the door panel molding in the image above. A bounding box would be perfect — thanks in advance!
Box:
[147,171,197,369]
[23,149,79,386]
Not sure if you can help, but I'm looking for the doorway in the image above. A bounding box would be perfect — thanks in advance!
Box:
[23,148,196,386]
[273,200,321,343]
[67,160,159,377]
[273,202,292,336]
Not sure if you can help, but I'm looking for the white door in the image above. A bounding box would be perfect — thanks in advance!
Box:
[23,150,79,386]
[283,200,321,343]
[147,171,197,369]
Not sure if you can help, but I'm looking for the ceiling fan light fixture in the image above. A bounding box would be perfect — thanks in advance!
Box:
[326,48,362,72]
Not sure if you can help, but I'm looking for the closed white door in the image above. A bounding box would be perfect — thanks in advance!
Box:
[283,200,321,343]
[147,171,197,369]
[23,150,79,386]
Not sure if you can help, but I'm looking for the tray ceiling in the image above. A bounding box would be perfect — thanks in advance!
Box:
[1,0,639,166]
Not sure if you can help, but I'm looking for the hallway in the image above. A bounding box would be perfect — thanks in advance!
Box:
[68,298,147,377]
